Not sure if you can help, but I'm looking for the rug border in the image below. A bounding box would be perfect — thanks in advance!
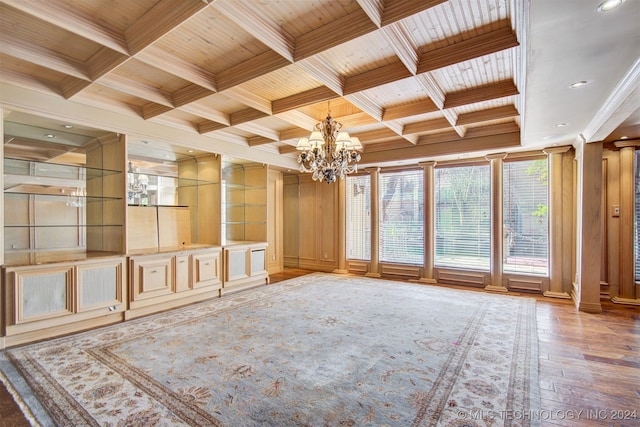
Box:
[1,273,541,426]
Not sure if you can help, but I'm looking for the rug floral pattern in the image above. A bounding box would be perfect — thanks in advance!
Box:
[5,273,539,426]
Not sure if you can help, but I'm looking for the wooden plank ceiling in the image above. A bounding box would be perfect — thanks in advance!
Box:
[0,0,525,163]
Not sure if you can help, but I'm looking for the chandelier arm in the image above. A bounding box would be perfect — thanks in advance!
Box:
[296,112,361,183]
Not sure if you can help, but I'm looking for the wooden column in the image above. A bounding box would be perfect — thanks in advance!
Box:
[485,153,508,292]
[573,141,603,313]
[0,107,4,267]
[333,176,348,274]
[612,141,640,305]
[365,168,381,277]
[416,161,437,283]
[544,146,572,298]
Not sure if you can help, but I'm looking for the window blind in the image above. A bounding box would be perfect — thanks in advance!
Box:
[379,169,424,265]
[503,159,549,275]
[435,165,490,270]
[346,175,371,260]
[635,150,640,281]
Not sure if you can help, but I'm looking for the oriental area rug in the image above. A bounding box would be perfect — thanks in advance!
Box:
[2,273,540,426]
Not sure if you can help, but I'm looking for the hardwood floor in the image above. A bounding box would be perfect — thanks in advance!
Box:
[1,269,638,426]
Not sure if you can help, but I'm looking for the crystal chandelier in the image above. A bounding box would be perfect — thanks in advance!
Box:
[296,110,362,184]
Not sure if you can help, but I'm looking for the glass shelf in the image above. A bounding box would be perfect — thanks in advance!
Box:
[5,192,123,201]
[224,183,266,190]
[4,138,127,266]
[4,224,124,228]
[222,221,267,225]
[127,172,218,188]
[224,203,267,207]
[4,158,121,180]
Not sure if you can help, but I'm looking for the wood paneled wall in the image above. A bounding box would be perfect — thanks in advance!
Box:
[267,169,283,274]
[283,174,300,268]
[283,174,339,272]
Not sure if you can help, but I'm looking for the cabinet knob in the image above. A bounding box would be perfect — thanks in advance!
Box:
[150,270,157,274]
[179,260,185,264]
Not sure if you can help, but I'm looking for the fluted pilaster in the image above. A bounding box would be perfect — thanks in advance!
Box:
[612,141,640,305]
[485,153,508,292]
[543,146,572,298]
[365,168,381,277]
[416,161,437,283]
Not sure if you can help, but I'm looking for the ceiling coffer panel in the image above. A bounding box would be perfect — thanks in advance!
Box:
[0,0,541,162]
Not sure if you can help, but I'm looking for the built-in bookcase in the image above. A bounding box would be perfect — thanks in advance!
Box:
[3,135,125,263]
[221,160,267,244]
[0,115,270,347]
[221,160,269,294]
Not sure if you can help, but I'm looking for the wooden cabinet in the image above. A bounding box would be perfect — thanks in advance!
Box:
[192,250,221,288]
[175,254,190,292]
[126,246,222,319]
[222,242,269,295]
[130,254,174,301]
[1,257,126,348]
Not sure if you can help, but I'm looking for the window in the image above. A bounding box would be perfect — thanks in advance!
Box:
[346,175,371,260]
[435,165,491,270]
[379,169,423,264]
[635,150,640,281]
[503,159,549,275]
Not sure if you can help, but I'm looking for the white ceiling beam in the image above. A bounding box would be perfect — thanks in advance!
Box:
[234,122,280,142]
[99,74,174,107]
[295,58,345,96]
[136,47,217,92]
[417,74,464,137]
[382,23,419,76]
[222,87,272,115]
[180,104,230,127]
[356,0,384,27]
[213,1,295,62]
[345,93,416,145]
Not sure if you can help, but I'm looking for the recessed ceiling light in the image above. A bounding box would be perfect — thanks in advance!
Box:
[620,135,629,139]
[597,0,624,12]
[555,123,568,128]
[187,149,194,153]
[45,133,55,138]
[570,81,588,88]
[62,124,73,129]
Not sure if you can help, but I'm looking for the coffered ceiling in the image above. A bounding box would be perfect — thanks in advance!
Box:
[1,0,638,169]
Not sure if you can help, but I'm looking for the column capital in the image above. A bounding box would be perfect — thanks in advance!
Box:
[363,167,380,174]
[418,161,437,168]
[543,145,572,155]
[614,139,640,149]
[485,152,508,161]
